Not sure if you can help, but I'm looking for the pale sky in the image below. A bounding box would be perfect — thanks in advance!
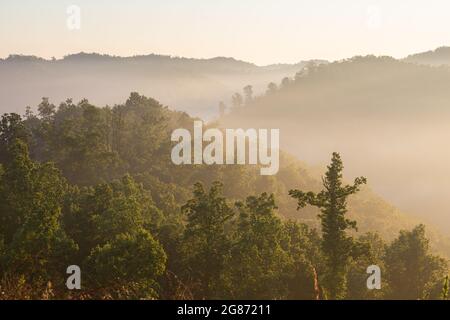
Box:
[1,0,450,65]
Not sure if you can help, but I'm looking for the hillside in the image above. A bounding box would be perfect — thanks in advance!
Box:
[8,93,449,257]
[220,56,450,234]
[0,53,325,119]
[1,92,448,300]
[405,46,450,66]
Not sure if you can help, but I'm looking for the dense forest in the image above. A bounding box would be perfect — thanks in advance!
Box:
[0,93,448,299]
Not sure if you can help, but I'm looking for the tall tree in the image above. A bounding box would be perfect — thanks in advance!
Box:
[289,152,367,299]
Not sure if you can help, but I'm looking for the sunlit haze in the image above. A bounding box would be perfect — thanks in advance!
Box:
[2,0,450,64]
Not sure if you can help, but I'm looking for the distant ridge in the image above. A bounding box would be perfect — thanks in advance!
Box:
[219,54,450,239]
[404,46,450,66]
[1,51,325,69]
[0,52,323,118]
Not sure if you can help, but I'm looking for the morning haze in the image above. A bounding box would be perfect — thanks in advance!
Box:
[3,0,450,64]
[1,0,450,301]
[2,1,450,233]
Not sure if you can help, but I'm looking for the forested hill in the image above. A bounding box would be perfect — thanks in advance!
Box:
[405,46,450,66]
[219,55,450,234]
[0,93,448,299]
[0,53,324,119]
[2,92,449,254]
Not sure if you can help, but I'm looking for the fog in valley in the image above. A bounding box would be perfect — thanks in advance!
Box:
[221,50,450,233]
[0,53,317,119]
[2,48,450,235]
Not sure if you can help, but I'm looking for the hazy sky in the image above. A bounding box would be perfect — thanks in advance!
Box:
[2,0,450,65]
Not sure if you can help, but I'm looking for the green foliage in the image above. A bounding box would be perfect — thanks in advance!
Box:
[228,193,291,299]
[178,185,322,300]
[289,152,367,299]
[346,233,386,299]
[0,139,77,296]
[384,224,448,299]
[282,221,323,299]
[0,113,29,164]
[63,175,163,256]
[86,230,166,299]
[62,176,166,299]
[179,182,234,299]
[0,94,448,300]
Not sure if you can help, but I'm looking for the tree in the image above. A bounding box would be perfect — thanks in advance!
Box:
[63,175,166,298]
[33,98,119,185]
[231,93,243,109]
[0,113,29,164]
[3,93,450,300]
[289,152,367,299]
[179,182,234,299]
[218,101,226,117]
[346,232,386,299]
[266,82,278,95]
[384,224,448,299]
[228,193,291,299]
[37,97,56,121]
[0,139,77,296]
[281,77,291,88]
[282,221,324,300]
[86,230,166,299]
[243,85,253,104]
[64,175,163,256]
[112,92,169,175]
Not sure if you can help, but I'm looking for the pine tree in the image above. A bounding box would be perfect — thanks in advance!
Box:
[289,152,366,299]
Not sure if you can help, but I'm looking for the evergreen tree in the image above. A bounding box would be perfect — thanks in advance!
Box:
[289,152,367,299]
